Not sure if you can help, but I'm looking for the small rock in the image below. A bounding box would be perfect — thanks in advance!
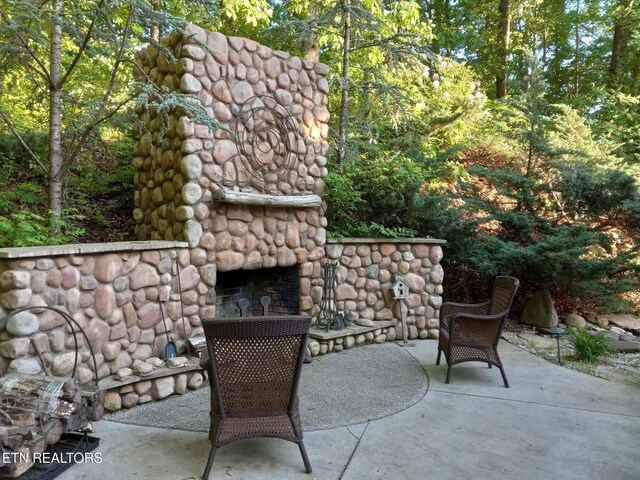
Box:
[8,358,42,374]
[52,352,76,376]
[386,328,396,341]
[133,362,154,376]
[0,338,30,358]
[134,380,152,396]
[355,318,375,327]
[521,290,559,330]
[147,357,164,368]
[307,339,320,356]
[175,374,188,394]
[115,368,134,381]
[610,340,640,353]
[619,333,636,342]
[6,312,40,337]
[121,392,139,409]
[599,314,640,336]
[104,391,122,411]
[610,326,626,335]
[590,315,609,328]
[166,356,188,368]
[188,372,204,390]
[152,377,175,399]
[564,313,587,329]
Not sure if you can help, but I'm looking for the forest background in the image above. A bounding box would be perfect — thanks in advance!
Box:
[0,0,638,316]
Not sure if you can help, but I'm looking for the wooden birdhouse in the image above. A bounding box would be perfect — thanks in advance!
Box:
[391,273,410,299]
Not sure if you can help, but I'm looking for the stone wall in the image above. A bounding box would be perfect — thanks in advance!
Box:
[0,236,445,411]
[0,242,200,386]
[324,239,445,339]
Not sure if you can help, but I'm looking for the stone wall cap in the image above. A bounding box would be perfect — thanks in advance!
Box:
[0,241,189,259]
[98,362,201,390]
[327,237,446,245]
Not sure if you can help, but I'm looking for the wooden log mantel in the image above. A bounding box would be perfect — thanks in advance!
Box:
[212,187,322,208]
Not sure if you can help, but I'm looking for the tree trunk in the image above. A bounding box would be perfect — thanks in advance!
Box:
[151,0,160,41]
[305,2,320,62]
[542,26,547,65]
[496,0,510,98]
[608,0,631,88]
[48,0,64,235]
[337,0,351,165]
[431,0,449,55]
[573,0,580,96]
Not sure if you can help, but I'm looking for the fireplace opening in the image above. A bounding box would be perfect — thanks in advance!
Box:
[214,266,300,318]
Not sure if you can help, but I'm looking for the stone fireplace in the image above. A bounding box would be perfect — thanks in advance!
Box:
[132,24,330,321]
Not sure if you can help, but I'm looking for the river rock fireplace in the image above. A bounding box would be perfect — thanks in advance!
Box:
[132,24,329,322]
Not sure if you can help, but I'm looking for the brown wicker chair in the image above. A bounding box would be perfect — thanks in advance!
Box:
[201,316,312,480]
[436,276,520,387]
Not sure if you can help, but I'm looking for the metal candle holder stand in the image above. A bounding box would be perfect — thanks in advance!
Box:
[317,261,346,331]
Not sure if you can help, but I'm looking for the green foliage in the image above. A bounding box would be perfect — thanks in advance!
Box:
[325,155,424,238]
[0,181,43,210]
[135,84,226,136]
[453,159,639,304]
[0,209,84,248]
[592,91,640,167]
[0,0,225,234]
[567,328,614,362]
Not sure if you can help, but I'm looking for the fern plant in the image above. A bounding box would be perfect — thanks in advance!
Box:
[567,328,614,362]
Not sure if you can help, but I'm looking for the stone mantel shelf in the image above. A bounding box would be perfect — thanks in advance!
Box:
[212,187,322,208]
[0,241,189,259]
[327,238,446,245]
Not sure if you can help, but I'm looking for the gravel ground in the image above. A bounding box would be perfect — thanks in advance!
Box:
[502,319,640,388]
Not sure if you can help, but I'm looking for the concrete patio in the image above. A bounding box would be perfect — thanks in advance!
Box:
[58,339,640,480]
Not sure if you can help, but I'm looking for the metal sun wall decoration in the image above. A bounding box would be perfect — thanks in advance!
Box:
[218,96,306,194]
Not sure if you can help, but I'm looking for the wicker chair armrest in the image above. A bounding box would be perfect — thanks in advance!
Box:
[448,311,508,345]
[442,301,491,313]
[450,310,506,324]
[440,301,491,329]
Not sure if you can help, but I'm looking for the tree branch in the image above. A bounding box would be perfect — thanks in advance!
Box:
[65,92,137,167]
[60,0,107,86]
[0,107,48,172]
[0,8,52,85]
[348,32,417,52]
[102,7,132,102]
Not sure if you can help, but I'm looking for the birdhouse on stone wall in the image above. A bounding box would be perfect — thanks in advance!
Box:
[391,273,410,299]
